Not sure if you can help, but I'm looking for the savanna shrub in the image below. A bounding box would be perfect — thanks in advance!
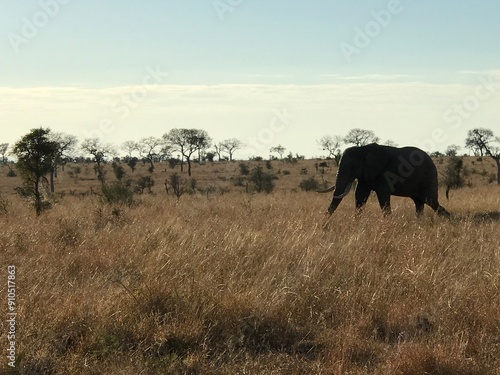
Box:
[239,162,250,176]
[299,177,320,192]
[101,182,134,206]
[250,166,275,193]
[136,176,155,194]
[112,162,126,181]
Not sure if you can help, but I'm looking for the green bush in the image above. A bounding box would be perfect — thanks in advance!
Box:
[101,182,134,206]
[136,176,155,194]
[299,177,320,192]
[250,166,275,193]
[444,156,465,199]
[239,162,250,176]
[112,162,126,181]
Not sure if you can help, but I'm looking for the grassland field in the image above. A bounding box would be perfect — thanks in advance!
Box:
[0,157,499,374]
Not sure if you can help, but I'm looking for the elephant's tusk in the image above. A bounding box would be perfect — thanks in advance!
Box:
[333,182,352,199]
[316,184,336,193]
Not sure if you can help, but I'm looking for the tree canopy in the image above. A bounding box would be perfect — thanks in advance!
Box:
[13,128,59,215]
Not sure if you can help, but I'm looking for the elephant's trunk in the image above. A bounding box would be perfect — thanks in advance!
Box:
[327,172,353,214]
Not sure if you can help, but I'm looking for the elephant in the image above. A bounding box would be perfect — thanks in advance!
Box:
[318,143,450,217]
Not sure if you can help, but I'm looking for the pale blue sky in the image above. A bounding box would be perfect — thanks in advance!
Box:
[1,0,499,157]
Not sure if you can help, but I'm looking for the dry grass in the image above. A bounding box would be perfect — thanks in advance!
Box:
[0,159,499,374]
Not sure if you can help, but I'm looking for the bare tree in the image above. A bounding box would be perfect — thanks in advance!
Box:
[344,128,380,146]
[137,136,164,173]
[465,128,500,184]
[81,138,115,184]
[220,138,243,161]
[122,140,139,159]
[318,135,343,165]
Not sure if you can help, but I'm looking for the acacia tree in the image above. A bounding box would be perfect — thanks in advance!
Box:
[317,135,343,165]
[164,128,211,176]
[81,138,115,184]
[465,128,500,184]
[0,143,9,163]
[270,145,286,160]
[13,128,59,215]
[344,128,380,146]
[220,138,243,161]
[137,136,164,173]
[122,140,139,158]
[193,129,212,163]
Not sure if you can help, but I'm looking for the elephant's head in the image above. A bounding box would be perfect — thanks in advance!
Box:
[318,144,389,214]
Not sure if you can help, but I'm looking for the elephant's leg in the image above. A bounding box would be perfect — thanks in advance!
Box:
[376,191,391,215]
[436,205,450,218]
[426,198,451,218]
[412,197,425,217]
[354,185,371,214]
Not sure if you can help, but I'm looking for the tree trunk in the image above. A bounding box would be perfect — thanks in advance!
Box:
[34,178,42,216]
[496,158,500,185]
[187,158,192,176]
[50,169,55,193]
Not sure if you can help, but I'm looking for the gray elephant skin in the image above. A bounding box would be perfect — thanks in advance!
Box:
[318,143,450,217]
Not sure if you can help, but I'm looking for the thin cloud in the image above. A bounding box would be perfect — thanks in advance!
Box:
[1,81,498,157]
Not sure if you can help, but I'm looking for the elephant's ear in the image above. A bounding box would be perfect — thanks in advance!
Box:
[364,147,390,181]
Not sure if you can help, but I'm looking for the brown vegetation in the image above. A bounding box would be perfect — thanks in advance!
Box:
[0,158,499,374]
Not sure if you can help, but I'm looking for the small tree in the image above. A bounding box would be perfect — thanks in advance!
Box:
[317,135,343,161]
[220,138,243,161]
[206,152,216,162]
[136,176,155,194]
[465,128,500,184]
[164,128,211,176]
[239,162,250,176]
[299,177,320,192]
[121,140,139,159]
[444,156,465,199]
[127,157,138,172]
[81,138,114,184]
[137,136,164,173]
[344,128,380,146]
[445,144,460,157]
[270,145,286,160]
[250,166,275,193]
[112,162,126,181]
[166,173,187,199]
[13,128,59,215]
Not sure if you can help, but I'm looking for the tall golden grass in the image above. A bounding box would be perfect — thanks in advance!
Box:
[0,159,499,374]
